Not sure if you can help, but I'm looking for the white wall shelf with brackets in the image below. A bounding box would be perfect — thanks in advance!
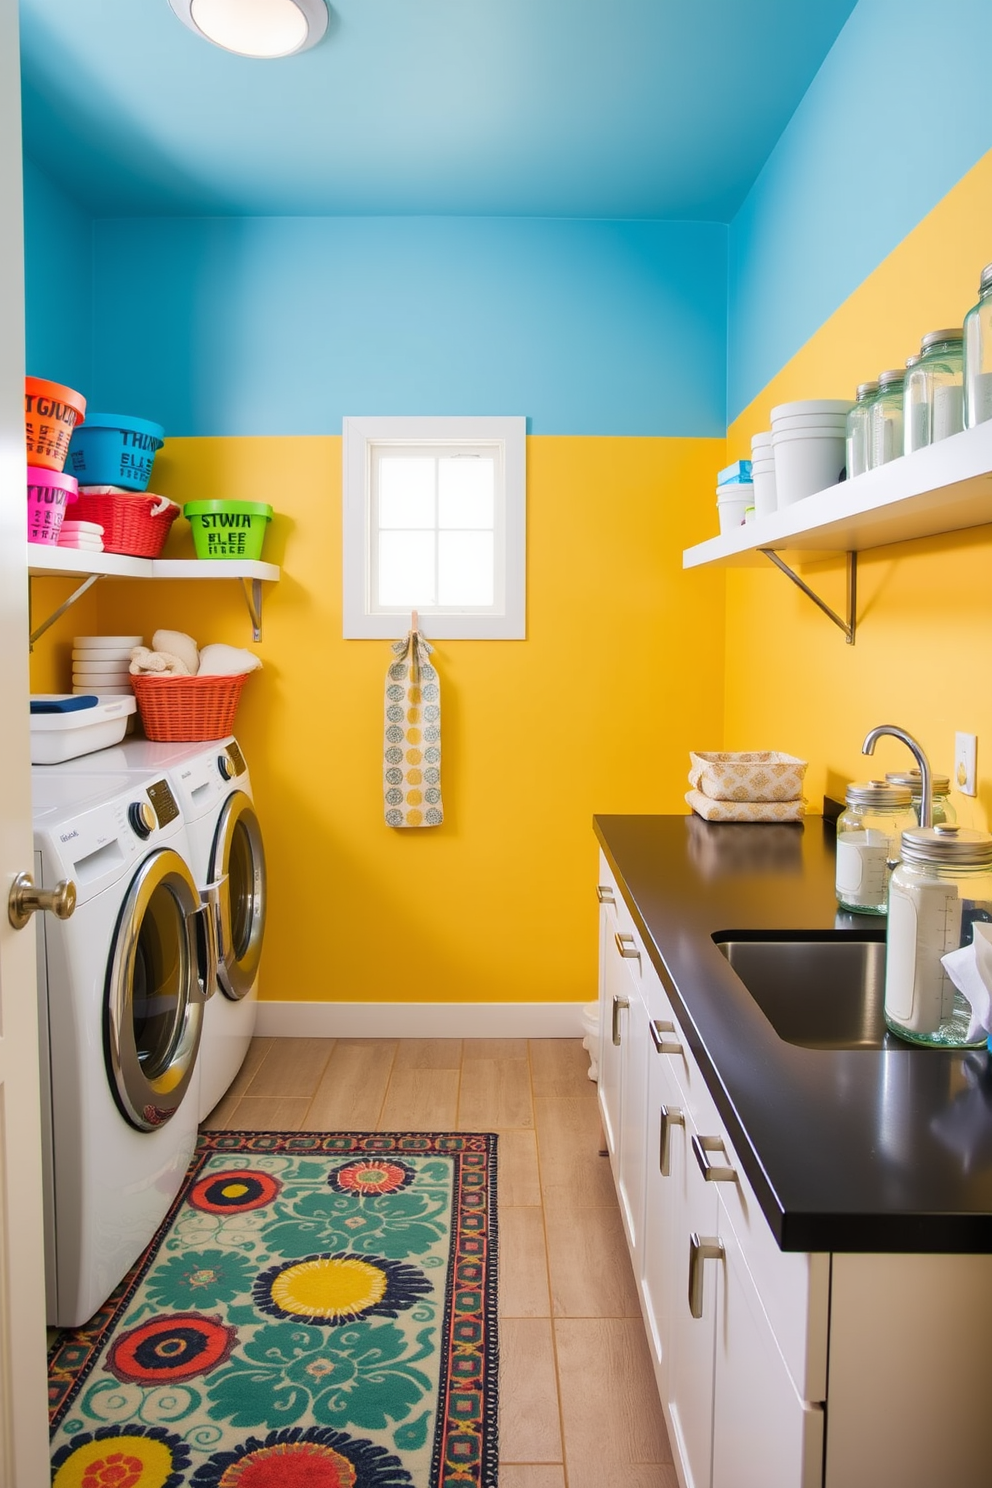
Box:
[682,419,992,644]
[27,548,280,647]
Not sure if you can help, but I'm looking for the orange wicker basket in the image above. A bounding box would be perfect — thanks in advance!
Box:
[131,673,249,742]
[72,493,179,558]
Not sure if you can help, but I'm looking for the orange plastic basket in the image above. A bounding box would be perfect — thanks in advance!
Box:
[71,493,179,558]
[131,673,249,742]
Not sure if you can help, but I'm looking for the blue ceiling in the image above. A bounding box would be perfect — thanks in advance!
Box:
[20,0,858,219]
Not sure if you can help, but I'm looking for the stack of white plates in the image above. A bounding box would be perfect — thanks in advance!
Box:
[59,520,104,553]
[72,635,142,696]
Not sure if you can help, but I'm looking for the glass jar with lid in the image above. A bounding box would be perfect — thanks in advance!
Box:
[884,824,992,1047]
[904,329,964,454]
[835,781,915,914]
[845,381,878,480]
[868,369,905,468]
[884,769,957,826]
[964,263,992,428]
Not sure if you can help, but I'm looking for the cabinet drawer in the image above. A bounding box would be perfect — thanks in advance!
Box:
[682,1067,828,1404]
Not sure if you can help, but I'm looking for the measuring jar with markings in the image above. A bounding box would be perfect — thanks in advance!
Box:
[835,781,915,915]
[884,825,992,1048]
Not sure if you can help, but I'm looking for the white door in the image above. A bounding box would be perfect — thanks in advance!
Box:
[0,0,52,1480]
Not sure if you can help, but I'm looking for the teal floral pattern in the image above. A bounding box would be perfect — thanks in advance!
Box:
[145,1249,256,1311]
[205,1319,435,1430]
[47,1136,491,1486]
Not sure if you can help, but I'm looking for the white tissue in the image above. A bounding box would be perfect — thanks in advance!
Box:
[940,922,992,1041]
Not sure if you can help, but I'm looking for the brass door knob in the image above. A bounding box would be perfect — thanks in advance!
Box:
[8,872,76,930]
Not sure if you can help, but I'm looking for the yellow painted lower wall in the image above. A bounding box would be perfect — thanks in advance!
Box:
[45,434,724,1005]
[723,148,992,826]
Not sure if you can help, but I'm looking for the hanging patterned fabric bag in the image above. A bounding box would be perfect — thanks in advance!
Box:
[384,627,443,828]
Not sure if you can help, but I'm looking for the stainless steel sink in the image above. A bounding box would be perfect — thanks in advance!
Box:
[714,933,898,1050]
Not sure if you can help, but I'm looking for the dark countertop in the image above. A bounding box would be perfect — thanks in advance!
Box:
[594,813,992,1254]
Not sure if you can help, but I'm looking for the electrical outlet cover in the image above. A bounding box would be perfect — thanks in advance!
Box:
[955,731,977,797]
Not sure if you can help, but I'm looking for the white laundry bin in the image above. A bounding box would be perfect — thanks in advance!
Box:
[581,1001,600,1081]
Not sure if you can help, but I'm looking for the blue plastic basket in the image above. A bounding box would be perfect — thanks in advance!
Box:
[67,412,165,492]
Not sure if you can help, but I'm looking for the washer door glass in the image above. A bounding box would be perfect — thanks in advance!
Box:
[211,791,266,1001]
[106,848,204,1131]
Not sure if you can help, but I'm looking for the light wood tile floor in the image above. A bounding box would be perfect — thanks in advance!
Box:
[203,1036,674,1486]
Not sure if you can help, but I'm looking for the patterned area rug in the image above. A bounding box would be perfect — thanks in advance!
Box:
[48,1131,498,1487]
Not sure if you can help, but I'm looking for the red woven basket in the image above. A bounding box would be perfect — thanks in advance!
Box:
[71,493,179,558]
[131,673,249,742]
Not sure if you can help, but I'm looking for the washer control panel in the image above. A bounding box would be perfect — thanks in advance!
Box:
[146,778,180,828]
[225,739,247,777]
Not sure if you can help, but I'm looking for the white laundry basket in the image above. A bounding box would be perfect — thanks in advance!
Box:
[581,1001,600,1081]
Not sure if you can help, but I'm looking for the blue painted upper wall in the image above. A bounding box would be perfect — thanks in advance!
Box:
[89,216,728,437]
[23,157,92,394]
[728,0,992,420]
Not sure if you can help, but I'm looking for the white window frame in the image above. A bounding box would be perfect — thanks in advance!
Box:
[342,415,526,639]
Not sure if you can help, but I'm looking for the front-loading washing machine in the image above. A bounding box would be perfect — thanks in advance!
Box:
[56,736,266,1120]
[32,767,214,1326]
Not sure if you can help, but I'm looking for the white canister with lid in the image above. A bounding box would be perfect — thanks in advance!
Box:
[884,824,992,1047]
[835,780,915,914]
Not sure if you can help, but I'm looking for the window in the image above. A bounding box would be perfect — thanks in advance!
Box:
[343,416,526,639]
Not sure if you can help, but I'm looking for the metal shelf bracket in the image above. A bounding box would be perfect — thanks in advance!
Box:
[759,549,857,645]
[29,572,104,650]
[242,577,263,642]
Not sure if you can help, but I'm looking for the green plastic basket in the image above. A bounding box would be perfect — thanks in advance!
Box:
[184,500,272,560]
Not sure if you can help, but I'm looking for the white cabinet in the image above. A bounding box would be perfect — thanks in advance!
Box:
[597,874,650,1262]
[598,848,992,1488]
[711,1199,824,1488]
[597,852,827,1488]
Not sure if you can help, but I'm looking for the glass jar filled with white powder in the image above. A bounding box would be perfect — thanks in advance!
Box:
[884,825,992,1048]
[904,329,964,454]
[964,264,992,429]
[845,381,878,480]
[835,781,915,915]
[868,369,906,468]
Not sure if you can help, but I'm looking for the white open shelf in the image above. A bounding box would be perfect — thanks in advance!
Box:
[27,548,280,645]
[683,418,992,570]
[27,547,279,582]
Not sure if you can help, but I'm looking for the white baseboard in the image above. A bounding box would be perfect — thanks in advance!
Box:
[254,1001,588,1039]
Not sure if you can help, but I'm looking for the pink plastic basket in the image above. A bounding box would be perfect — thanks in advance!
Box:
[27,465,78,545]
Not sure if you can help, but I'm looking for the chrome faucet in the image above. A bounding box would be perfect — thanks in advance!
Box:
[861,724,933,829]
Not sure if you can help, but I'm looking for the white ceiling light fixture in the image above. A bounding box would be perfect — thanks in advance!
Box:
[169,0,328,58]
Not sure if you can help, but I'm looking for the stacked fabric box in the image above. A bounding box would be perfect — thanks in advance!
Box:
[686,750,808,822]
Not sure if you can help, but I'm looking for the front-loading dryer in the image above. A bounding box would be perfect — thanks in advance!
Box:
[57,736,266,1120]
[32,767,212,1326]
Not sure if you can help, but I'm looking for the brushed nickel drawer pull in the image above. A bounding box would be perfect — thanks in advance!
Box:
[614,931,639,961]
[692,1133,737,1183]
[660,1104,684,1175]
[597,884,616,904]
[650,1019,682,1055]
[688,1232,725,1318]
[611,993,629,1046]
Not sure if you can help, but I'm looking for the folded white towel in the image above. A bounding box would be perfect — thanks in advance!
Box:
[197,643,262,677]
[129,645,193,677]
[153,629,199,675]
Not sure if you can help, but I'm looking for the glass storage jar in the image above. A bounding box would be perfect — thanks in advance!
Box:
[835,781,915,914]
[885,825,992,1047]
[868,369,905,468]
[964,263,992,428]
[845,381,878,480]
[904,329,964,454]
[885,769,957,826]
